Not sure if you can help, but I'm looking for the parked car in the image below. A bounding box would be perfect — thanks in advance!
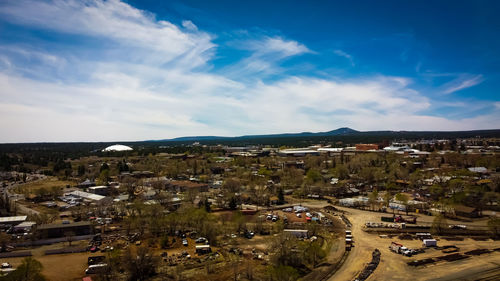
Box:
[88,256,106,265]
[182,239,188,246]
[1,262,11,269]
[195,237,207,244]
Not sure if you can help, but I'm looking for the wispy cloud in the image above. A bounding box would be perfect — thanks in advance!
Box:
[333,49,355,66]
[442,74,484,94]
[181,20,198,31]
[221,36,311,78]
[259,37,311,57]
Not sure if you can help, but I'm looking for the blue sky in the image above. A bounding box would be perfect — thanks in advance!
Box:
[0,0,499,142]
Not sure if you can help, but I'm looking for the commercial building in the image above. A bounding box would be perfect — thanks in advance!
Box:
[278,149,320,157]
[36,221,93,239]
[0,216,27,226]
[88,186,109,196]
[355,144,380,151]
[65,190,111,205]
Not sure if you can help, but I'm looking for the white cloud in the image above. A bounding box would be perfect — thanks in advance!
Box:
[0,0,497,142]
[333,49,355,66]
[0,0,215,69]
[442,74,484,94]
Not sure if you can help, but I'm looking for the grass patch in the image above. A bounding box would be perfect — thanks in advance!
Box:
[13,177,75,195]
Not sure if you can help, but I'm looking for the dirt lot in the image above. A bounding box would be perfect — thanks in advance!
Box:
[327,206,500,281]
[0,246,99,281]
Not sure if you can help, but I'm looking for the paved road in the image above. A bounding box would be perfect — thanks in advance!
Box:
[4,180,41,216]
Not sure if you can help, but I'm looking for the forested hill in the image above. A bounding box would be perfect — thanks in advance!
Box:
[0,128,499,155]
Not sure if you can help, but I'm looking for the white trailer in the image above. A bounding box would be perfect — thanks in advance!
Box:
[423,239,437,247]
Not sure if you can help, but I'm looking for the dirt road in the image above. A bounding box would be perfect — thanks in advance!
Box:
[327,206,500,281]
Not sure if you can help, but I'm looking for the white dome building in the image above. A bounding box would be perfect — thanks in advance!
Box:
[102,144,133,152]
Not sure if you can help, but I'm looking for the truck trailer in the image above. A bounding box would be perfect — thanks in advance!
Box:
[423,239,437,247]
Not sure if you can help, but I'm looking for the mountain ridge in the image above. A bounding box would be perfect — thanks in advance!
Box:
[153,127,500,142]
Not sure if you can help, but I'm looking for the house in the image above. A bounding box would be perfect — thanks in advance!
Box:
[283,229,309,238]
[468,167,488,174]
[78,179,95,188]
[165,181,208,193]
[282,161,305,170]
[142,189,157,200]
[454,205,480,218]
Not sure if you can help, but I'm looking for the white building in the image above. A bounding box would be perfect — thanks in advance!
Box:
[102,144,133,152]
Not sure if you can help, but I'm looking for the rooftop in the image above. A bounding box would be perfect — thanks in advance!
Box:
[67,190,106,201]
[0,216,27,223]
[37,221,91,230]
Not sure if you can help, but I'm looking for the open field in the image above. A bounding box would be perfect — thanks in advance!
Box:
[12,177,75,195]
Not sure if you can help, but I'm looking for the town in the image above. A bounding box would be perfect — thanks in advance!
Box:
[0,135,498,281]
[1,1,499,280]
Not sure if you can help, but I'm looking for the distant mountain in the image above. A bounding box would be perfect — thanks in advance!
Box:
[167,136,230,141]
[158,127,360,142]
[151,127,500,143]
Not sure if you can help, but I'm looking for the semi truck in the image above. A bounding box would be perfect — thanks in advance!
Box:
[381,215,417,224]
[390,242,414,256]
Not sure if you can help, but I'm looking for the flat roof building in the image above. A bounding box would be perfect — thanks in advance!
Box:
[0,216,27,225]
[36,221,93,239]
[66,191,111,205]
[88,186,109,196]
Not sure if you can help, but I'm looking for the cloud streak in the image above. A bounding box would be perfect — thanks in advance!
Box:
[442,74,484,94]
[333,49,355,66]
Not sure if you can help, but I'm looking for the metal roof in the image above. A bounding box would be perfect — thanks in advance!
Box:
[37,221,91,230]
[0,216,27,223]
